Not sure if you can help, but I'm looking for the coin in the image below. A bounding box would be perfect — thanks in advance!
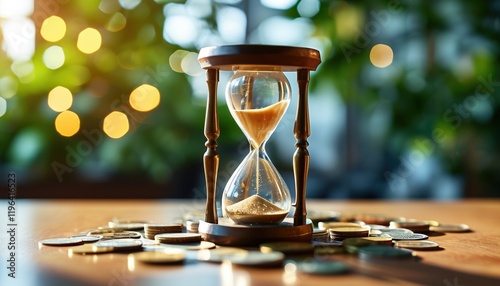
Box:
[296,260,349,275]
[228,251,285,267]
[197,247,248,263]
[430,224,470,233]
[95,239,143,251]
[186,220,200,233]
[68,244,114,255]
[358,245,414,259]
[378,228,413,234]
[155,233,202,244]
[40,237,84,246]
[388,233,428,241]
[70,235,103,243]
[160,241,216,250]
[108,222,146,231]
[144,223,184,240]
[395,240,440,250]
[318,222,362,230]
[129,249,185,264]
[329,227,370,238]
[260,242,314,255]
[390,220,430,233]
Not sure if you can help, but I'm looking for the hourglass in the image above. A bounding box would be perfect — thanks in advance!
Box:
[198,45,321,246]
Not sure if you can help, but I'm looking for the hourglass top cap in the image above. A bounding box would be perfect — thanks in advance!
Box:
[198,44,321,71]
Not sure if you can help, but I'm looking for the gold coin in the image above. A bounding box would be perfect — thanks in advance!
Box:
[155,233,202,244]
[68,244,114,255]
[229,251,285,267]
[430,224,470,233]
[318,222,362,230]
[329,227,370,237]
[130,249,185,264]
[260,242,314,255]
[197,247,248,263]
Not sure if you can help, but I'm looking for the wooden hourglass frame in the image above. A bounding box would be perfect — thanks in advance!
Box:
[197,45,321,246]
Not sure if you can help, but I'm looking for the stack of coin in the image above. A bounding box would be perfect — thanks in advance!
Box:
[312,228,329,242]
[144,224,183,240]
[389,220,430,233]
[186,220,199,233]
[329,226,370,241]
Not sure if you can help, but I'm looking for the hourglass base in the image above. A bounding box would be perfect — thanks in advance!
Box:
[199,218,313,246]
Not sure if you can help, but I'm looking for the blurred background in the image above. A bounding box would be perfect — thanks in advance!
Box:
[1,0,499,199]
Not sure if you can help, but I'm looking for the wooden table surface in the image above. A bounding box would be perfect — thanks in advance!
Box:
[3,199,500,286]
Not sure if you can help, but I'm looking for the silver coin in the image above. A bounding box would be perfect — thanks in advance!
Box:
[95,239,143,251]
[388,233,428,241]
[395,240,439,250]
[228,251,285,267]
[40,237,84,246]
[378,228,413,234]
[70,235,103,243]
[296,260,349,275]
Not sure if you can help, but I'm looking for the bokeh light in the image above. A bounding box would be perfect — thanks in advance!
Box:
[40,16,66,42]
[103,111,129,139]
[77,28,102,54]
[0,76,18,99]
[106,12,127,32]
[129,84,160,112]
[181,52,203,76]
[55,110,80,137]
[43,45,65,70]
[169,49,189,73]
[370,44,394,68]
[0,97,6,117]
[48,86,73,112]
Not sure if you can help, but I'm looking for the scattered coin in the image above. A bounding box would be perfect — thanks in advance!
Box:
[390,220,430,233]
[296,260,349,275]
[105,231,142,239]
[95,239,143,252]
[329,226,370,238]
[228,251,285,267]
[160,241,216,251]
[68,244,114,255]
[186,220,200,233]
[314,246,345,256]
[40,237,84,246]
[155,233,202,244]
[311,240,343,247]
[197,247,248,263]
[358,245,414,260]
[378,228,413,234]
[430,224,470,233]
[395,240,440,250]
[129,249,185,264]
[70,235,103,243]
[387,233,428,241]
[318,222,362,230]
[260,242,314,255]
[108,222,147,231]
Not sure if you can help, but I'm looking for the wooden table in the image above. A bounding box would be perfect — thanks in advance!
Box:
[3,199,500,286]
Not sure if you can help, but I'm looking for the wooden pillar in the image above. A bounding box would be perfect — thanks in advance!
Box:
[203,68,219,224]
[293,69,310,226]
